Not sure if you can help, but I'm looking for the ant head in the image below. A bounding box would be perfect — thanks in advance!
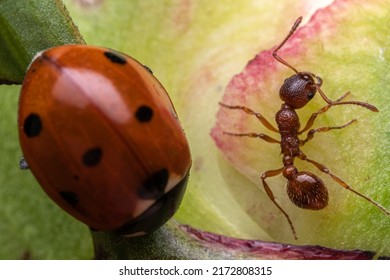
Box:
[279,72,322,109]
[286,171,328,210]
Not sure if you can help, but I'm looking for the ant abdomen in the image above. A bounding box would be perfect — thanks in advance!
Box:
[286,171,329,210]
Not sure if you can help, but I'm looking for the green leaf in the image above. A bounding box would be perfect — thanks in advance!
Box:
[0,0,84,84]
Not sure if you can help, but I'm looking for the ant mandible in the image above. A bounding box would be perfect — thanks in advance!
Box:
[219,16,389,240]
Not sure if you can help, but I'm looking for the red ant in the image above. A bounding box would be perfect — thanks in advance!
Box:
[219,16,389,240]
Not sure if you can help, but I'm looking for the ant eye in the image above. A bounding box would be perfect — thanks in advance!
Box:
[308,91,315,99]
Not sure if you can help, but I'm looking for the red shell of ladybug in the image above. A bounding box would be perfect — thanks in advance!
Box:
[18,45,191,236]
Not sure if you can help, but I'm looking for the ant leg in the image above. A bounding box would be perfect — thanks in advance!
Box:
[261,168,298,239]
[219,103,279,133]
[19,157,29,170]
[299,91,351,134]
[300,119,357,146]
[298,152,390,216]
[223,132,280,144]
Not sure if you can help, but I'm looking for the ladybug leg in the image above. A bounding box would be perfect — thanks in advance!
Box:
[300,119,357,146]
[219,103,279,132]
[19,157,30,170]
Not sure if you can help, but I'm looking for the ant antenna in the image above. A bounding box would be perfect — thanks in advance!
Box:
[315,84,379,112]
[272,16,302,73]
[273,17,379,113]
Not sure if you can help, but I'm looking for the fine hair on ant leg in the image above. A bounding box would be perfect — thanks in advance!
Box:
[220,16,388,240]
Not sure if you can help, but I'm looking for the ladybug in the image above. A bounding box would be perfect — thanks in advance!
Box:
[18,45,191,236]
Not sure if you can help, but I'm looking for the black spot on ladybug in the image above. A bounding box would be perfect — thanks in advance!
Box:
[143,64,153,74]
[23,113,42,137]
[104,51,127,65]
[136,105,153,122]
[59,191,79,207]
[138,168,169,199]
[116,171,189,236]
[82,147,103,167]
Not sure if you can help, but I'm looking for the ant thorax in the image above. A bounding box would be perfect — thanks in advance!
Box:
[276,104,301,158]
